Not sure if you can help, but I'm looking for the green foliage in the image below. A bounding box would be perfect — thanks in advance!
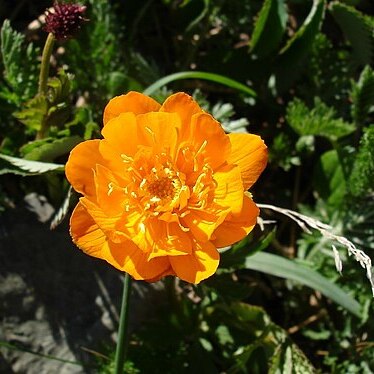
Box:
[351,65,374,126]
[250,0,288,59]
[0,154,64,176]
[286,97,355,142]
[274,0,326,92]
[314,150,346,207]
[14,69,73,133]
[0,20,39,103]
[1,1,374,372]
[329,2,373,68]
[244,252,361,317]
[349,126,374,197]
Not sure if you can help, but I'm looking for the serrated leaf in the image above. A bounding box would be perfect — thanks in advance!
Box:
[0,154,64,175]
[0,20,38,101]
[245,252,361,317]
[330,2,373,68]
[275,0,326,92]
[47,69,72,104]
[351,65,374,126]
[250,0,288,59]
[14,95,48,131]
[349,126,374,197]
[22,136,82,162]
[286,97,355,141]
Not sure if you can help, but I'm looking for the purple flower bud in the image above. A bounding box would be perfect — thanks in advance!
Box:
[44,2,87,40]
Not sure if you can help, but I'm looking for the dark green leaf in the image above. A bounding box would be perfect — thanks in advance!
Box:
[245,252,362,317]
[314,150,346,207]
[250,0,288,59]
[22,136,82,162]
[329,2,373,68]
[275,0,326,92]
[351,65,374,126]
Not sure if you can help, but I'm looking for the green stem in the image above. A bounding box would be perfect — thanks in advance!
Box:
[36,32,55,139]
[114,273,132,374]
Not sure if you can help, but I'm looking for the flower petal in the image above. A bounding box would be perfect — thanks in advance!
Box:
[65,140,103,199]
[212,194,259,247]
[214,164,244,214]
[228,133,268,190]
[181,206,229,242]
[129,218,192,258]
[95,164,126,216]
[136,112,181,158]
[169,241,220,284]
[103,91,161,125]
[70,202,172,281]
[69,201,108,258]
[101,112,139,157]
[79,197,126,243]
[180,112,230,170]
[106,239,172,281]
[159,92,203,133]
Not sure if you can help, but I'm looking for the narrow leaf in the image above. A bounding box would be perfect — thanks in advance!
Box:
[245,252,361,317]
[143,71,256,97]
[250,0,288,58]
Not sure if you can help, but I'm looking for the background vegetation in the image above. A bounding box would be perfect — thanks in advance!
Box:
[0,0,373,372]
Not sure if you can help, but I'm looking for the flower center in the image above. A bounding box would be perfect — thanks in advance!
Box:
[147,176,175,201]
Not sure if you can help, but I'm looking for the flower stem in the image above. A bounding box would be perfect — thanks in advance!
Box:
[36,32,55,140]
[114,273,132,374]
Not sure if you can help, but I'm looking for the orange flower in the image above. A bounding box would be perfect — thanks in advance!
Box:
[66,92,267,284]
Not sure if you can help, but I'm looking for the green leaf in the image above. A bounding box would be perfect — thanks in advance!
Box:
[250,0,288,59]
[275,0,326,92]
[0,154,64,176]
[329,2,373,68]
[245,252,361,317]
[143,71,257,98]
[351,65,374,126]
[349,126,374,197]
[314,150,346,207]
[0,20,38,102]
[286,97,355,142]
[21,136,82,162]
[14,95,48,131]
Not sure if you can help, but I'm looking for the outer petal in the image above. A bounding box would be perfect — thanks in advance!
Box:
[65,140,103,199]
[228,133,268,190]
[159,92,203,134]
[101,112,139,157]
[136,112,181,158]
[181,206,229,242]
[95,164,126,216]
[169,241,220,284]
[70,202,172,281]
[129,218,192,258]
[79,197,126,243]
[213,164,244,214]
[106,240,172,281]
[180,112,231,170]
[212,194,259,248]
[103,91,161,125]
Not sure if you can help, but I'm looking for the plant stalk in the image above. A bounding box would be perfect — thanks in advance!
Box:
[114,273,132,374]
[36,32,55,139]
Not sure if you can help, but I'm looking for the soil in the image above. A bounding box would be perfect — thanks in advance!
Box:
[0,193,160,373]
